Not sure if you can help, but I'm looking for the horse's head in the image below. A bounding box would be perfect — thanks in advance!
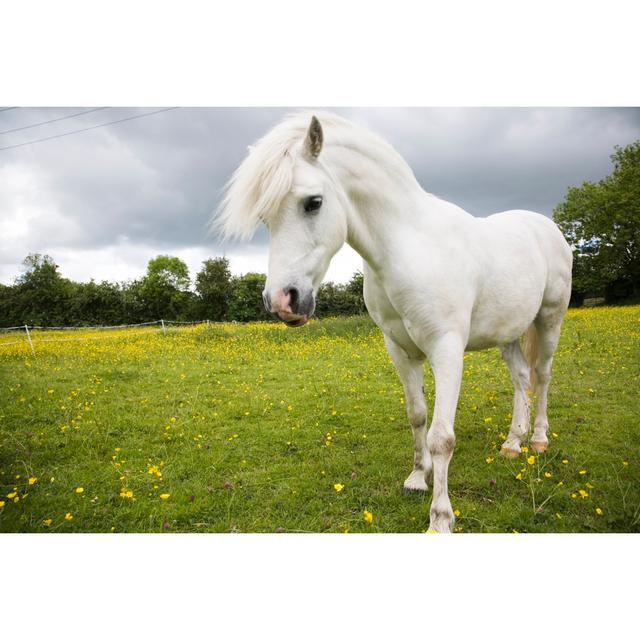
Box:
[218,114,349,327]
[262,116,348,327]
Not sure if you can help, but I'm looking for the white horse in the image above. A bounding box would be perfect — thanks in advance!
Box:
[217,112,572,532]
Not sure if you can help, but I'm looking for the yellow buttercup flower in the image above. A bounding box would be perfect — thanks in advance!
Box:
[119,488,134,498]
[596,508,603,516]
[526,456,535,465]
[75,487,84,494]
[333,483,344,492]
[363,510,373,524]
[160,493,170,500]
[43,518,53,526]
[28,477,38,485]
[65,513,73,521]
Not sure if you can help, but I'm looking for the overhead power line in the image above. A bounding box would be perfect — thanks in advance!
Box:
[0,107,180,152]
[0,107,110,135]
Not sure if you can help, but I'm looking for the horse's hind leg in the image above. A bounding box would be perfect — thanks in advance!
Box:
[530,308,564,453]
[499,341,531,458]
[384,335,432,491]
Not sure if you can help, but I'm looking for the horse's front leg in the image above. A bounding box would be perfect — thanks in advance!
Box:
[425,333,464,533]
[383,335,432,491]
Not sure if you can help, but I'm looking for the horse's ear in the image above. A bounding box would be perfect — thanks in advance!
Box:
[303,115,323,159]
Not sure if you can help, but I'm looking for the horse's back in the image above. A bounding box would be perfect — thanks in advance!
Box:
[485,210,572,309]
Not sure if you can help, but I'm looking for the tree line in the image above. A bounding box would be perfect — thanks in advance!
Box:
[0,253,366,327]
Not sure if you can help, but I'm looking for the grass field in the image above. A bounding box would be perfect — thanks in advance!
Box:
[0,307,638,533]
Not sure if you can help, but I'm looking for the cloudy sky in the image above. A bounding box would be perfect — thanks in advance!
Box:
[1,107,639,286]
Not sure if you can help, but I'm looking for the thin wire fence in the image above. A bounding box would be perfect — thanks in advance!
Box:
[0,319,214,353]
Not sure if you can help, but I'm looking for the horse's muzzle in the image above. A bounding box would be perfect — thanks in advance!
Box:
[263,286,314,327]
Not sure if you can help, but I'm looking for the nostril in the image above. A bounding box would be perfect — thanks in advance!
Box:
[285,286,299,314]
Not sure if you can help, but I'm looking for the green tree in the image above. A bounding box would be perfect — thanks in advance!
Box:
[195,257,233,321]
[345,270,366,314]
[69,280,126,325]
[228,272,269,322]
[315,271,366,317]
[146,255,191,291]
[139,255,193,319]
[12,254,73,325]
[554,140,640,301]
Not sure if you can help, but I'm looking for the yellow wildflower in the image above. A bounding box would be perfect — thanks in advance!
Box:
[544,472,552,478]
[485,456,493,464]
[65,513,73,521]
[363,510,373,524]
[596,508,603,516]
[579,470,587,475]
[43,518,52,526]
[526,456,535,465]
[515,473,523,480]
[562,459,569,464]
[75,487,84,494]
[0,501,5,508]
[160,493,170,500]
[28,477,38,485]
[334,483,344,492]
[7,492,17,499]
[119,489,134,498]
[579,489,589,498]
[453,509,461,517]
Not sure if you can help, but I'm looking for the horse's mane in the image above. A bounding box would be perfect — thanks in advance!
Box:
[214,111,357,241]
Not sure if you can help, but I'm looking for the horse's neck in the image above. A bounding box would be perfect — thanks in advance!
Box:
[326,132,437,272]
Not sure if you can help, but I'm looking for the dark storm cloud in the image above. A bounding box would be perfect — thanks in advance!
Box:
[1,106,639,275]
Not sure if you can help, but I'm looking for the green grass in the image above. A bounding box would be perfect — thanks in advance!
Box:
[0,307,638,533]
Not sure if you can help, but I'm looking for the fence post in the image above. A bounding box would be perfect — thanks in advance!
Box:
[24,324,35,356]
[161,319,166,336]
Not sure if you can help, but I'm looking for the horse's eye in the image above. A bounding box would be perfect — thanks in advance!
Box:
[303,195,323,213]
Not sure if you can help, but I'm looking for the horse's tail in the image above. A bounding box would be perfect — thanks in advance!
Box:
[523,323,538,393]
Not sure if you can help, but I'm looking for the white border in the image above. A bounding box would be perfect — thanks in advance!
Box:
[2,0,640,106]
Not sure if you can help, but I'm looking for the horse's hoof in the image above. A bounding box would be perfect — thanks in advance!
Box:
[428,510,454,533]
[403,470,428,492]
[500,446,520,459]
[530,440,548,453]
